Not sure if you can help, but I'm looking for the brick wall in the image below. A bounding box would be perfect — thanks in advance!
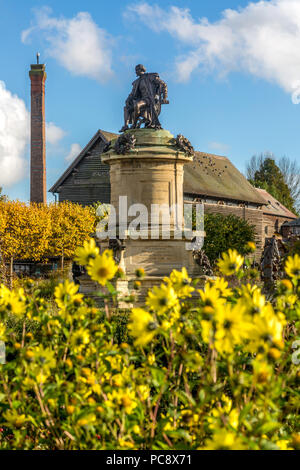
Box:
[262,213,296,242]
[29,65,47,204]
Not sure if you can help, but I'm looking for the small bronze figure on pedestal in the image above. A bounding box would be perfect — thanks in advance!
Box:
[120,64,169,132]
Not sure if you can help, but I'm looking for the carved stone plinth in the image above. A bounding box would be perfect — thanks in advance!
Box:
[99,128,202,304]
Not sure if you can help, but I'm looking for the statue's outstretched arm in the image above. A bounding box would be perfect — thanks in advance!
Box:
[161,79,168,102]
[155,76,169,103]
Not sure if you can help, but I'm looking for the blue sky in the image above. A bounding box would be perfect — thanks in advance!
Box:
[1,0,300,202]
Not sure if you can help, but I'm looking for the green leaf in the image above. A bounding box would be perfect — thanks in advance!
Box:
[151,367,166,388]
[106,281,117,295]
[260,440,280,451]
[239,403,253,423]
[256,421,281,435]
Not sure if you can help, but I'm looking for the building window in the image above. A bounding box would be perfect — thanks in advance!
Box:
[265,226,268,235]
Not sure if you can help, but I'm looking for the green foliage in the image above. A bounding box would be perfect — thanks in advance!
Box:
[20,276,60,300]
[4,315,41,343]
[0,247,299,450]
[249,157,296,213]
[201,213,255,264]
[286,239,300,258]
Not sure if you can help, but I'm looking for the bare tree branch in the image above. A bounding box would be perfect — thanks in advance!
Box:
[246,152,273,182]
[278,156,300,211]
[246,153,300,213]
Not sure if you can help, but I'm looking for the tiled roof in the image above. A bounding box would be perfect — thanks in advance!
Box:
[255,188,297,219]
[183,152,266,205]
[282,218,300,226]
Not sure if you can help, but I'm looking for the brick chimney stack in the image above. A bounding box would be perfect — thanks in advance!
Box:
[29,56,47,203]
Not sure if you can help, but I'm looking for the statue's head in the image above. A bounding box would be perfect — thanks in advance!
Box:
[135,64,146,76]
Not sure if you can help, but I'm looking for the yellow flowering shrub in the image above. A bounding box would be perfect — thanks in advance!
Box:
[0,246,299,450]
[47,202,96,260]
[0,201,96,263]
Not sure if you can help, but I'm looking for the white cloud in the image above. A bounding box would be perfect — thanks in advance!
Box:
[126,0,300,96]
[208,142,230,154]
[22,7,114,83]
[0,81,29,187]
[0,81,68,189]
[46,122,66,145]
[66,143,82,162]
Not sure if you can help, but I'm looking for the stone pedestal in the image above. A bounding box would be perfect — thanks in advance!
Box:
[100,128,202,304]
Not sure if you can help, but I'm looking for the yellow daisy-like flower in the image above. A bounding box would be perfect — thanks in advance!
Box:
[55,280,83,309]
[4,409,28,429]
[106,389,137,414]
[180,409,200,428]
[199,284,225,318]
[240,287,266,317]
[208,277,233,298]
[133,425,141,434]
[120,389,138,414]
[277,294,298,311]
[247,305,284,354]
[137,385,150,401]
[28,345,56,383]
[161,320,172,331]
[70,328,90,352]
[148,353,156,365]
[238,283,258,297]
[217,249,244,276]
[35,371,50,384]
[87,250,118,286]
[118,439,135,449]
[203,428,246,450]
[208,395,239,430]
[74,238,99,266]
[214,303,247,354]
[105,352,122,371]
[146,283,179,313]
[33,345,56,369]
[67,405,75,415]
[246,241,256,253]
[292,433,300,450]
[0,322,6,341]
[0,285,26,317]
[252,358,273,384]
[112,373,124,387]
[201,319,214,344]
[135,268,145,279]
[285,254,300,280]
[279,279,293,292]
[77,414,96,427]
[105,389,118,409]
[251,289,266,313]
[128,308,157,347]
[164,267,194,298]
[276,440,293,450]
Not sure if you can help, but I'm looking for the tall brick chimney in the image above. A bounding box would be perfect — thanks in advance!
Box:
[29,56,47,203]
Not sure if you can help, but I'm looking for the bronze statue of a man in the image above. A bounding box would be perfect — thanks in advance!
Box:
[120,64,169,132]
